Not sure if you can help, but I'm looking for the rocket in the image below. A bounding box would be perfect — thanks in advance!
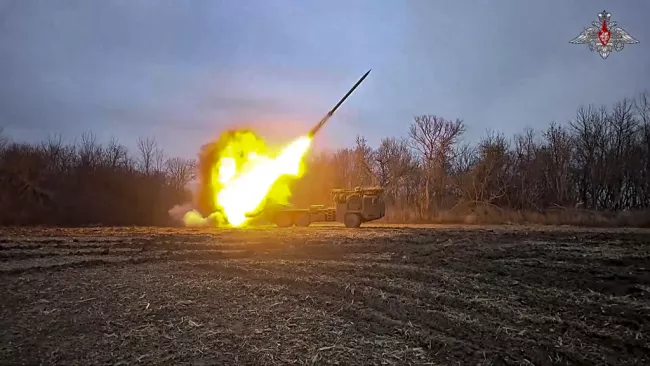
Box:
[307,69,371,138]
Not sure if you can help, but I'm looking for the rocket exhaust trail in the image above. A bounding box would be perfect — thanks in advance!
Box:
[307,69,371,138]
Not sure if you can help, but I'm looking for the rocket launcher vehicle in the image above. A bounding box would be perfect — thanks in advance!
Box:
[241,69,372,220]
[193,70,371,220]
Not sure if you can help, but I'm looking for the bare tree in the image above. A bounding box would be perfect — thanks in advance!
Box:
[104,137,129,169]
[540,123,574,207]
[137,136,158,175]
[570,105,609,209]
[605,98,639,209]
[330,148,355,188]
[635,91,650,205]
[509,128,542,210]
[78,132,102,169]
[39,134,65,172]
[374,137,416,207]
[408,115,465,216]
[353,135,376,187]
[165,157,195,190]
[461,131,511,205]
[153,147,166,174]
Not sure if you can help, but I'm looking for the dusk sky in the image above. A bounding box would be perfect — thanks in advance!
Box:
[1,0,649,159]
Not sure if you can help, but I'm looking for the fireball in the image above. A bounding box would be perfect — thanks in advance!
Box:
[183,130,312,227]
[177,70,370,228]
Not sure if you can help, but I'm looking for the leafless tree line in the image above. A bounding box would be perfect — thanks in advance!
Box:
[0,132,195,225]
[290,92,650,226]
[2,91,650,227]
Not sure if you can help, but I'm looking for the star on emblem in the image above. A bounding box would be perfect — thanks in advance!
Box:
[570,10,639,59]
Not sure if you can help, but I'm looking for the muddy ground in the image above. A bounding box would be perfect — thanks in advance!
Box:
[0,225,649,365]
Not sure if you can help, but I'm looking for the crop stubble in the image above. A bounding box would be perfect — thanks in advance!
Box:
[0,225,649,365]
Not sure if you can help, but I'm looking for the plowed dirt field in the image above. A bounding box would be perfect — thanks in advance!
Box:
[1,225,649,365]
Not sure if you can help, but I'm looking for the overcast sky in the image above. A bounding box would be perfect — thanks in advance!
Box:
[1,0,648,158]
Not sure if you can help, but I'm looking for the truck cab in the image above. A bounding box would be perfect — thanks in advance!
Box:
[331,187,385,227]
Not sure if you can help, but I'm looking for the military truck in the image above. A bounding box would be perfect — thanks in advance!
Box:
[264,187,385,228]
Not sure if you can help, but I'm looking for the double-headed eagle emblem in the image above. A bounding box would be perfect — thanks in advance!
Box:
[570,10,639,59]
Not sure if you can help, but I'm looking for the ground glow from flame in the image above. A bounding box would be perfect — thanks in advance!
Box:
[183,132,312,227]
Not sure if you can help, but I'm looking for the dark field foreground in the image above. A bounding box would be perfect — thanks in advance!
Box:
[0,226,649,365]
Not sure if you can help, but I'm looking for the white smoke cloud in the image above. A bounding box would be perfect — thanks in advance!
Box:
[168,203,194,223]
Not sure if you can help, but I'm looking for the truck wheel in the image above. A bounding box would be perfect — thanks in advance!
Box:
[295,213,311,227]
[274,213,293,228]
[344,213,361,228]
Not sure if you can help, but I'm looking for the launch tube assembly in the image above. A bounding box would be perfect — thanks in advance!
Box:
[308,69,371,137]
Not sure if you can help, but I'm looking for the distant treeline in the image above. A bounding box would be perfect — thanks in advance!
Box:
[289,91,650,227]
[2,91,650,227]
[0,133,194,226]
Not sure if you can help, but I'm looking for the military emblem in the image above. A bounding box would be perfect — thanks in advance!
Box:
[570,10,639,59]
